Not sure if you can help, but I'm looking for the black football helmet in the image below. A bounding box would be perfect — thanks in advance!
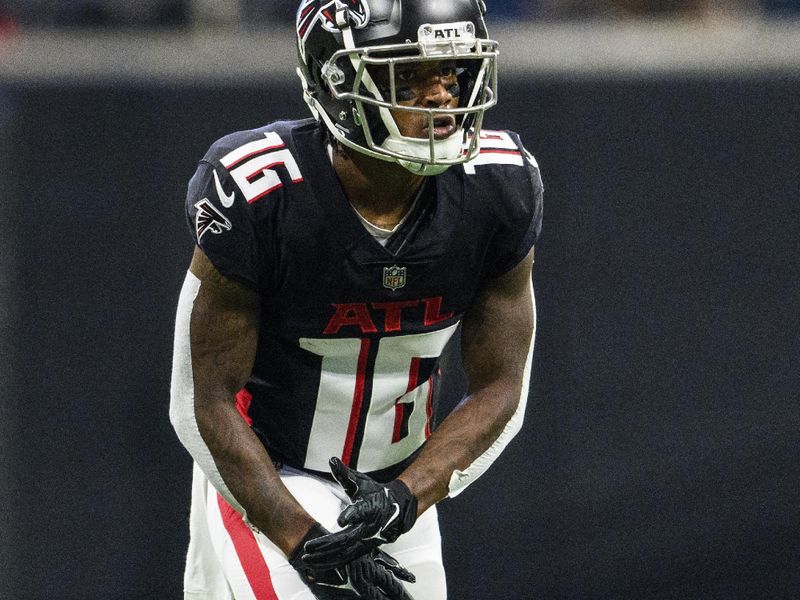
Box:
[296,0,498,175]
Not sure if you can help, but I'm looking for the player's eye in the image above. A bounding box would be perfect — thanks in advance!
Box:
[397,69,416,83]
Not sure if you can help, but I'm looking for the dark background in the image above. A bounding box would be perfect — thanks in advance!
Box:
[1,72,798,599]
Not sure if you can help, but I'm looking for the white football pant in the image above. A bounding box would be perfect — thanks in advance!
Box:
[182,462,447,600]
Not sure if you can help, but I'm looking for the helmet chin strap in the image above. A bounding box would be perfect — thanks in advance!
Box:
[381,132,464,175]
[397,160,453,176]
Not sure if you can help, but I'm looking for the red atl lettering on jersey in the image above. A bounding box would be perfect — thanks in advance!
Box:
[423,296,454,326]
[372,300,420,333]
[323,297,454,335]
[323,303,378,335]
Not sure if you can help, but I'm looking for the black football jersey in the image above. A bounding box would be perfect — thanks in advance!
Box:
[185,119,543,482]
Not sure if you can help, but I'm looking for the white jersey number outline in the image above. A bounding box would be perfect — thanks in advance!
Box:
[299,323,459,473]
[220,132,304,204]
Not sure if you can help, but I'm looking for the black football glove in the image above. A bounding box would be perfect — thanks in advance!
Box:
[301,458,418,569]
[290,522,416,600]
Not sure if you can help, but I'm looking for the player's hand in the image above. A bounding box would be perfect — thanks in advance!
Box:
[302,457,418,569]
[290,522,416,600]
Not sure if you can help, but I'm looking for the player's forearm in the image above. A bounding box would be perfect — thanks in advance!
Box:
[174,255,314,555]
[400,256,536,512]
[193,397,316,555]
[398,382,520,514]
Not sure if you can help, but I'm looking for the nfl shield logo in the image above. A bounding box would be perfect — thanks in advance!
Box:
[383,265,407,291]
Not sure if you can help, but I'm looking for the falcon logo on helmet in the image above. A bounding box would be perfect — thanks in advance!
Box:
[297,0,370,39]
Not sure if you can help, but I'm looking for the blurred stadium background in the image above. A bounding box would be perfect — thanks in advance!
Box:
[1,1,799,598]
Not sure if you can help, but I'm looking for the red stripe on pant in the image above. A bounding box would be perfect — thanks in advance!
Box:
[217,494,279,600]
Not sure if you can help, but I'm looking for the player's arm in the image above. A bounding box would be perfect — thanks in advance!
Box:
[170,246,315,556]
[301,248,535,569]
[400,246,536,510]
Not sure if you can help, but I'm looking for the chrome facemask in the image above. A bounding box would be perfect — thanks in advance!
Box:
[320,20,498,174]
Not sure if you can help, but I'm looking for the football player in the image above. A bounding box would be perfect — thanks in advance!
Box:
[170,1,543,599]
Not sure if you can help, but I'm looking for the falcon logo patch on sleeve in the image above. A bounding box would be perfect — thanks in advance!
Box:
[194,198,232,240]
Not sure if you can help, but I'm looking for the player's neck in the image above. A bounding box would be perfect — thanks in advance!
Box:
[332,144,426,230]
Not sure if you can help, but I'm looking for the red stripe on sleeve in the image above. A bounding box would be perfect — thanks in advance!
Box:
[217,495,279,600]
[247,182,285,204]
[479,149,522,156]
[223,142,286,170]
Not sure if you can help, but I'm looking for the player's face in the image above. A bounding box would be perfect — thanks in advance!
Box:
[371,60,460,140]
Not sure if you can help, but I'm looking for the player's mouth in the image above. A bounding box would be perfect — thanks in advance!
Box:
[424,115,457,140]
